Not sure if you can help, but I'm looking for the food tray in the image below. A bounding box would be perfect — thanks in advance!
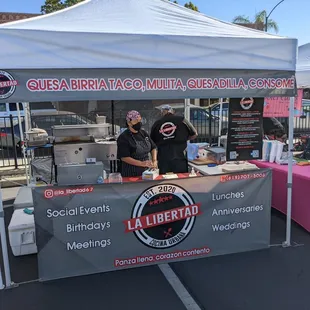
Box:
[220,162,258,172]
[189,159,216,165]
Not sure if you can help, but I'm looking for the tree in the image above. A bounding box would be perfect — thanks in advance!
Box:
[169,0,199,12]
[232,10,279,33]
[184,2,199,12]
[41,0,83,14]
[41,0,199,14]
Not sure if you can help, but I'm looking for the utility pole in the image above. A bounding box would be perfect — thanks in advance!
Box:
[265,0,284,32]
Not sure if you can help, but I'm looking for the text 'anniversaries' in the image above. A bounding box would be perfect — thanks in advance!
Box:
[26,77,295,92]
[212,205,264,216]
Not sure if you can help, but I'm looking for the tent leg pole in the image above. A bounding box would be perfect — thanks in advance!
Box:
[0,243,4,289]
[0,266,4,290]
[218,98,223,146]
[111,100,115,136]
[24,102,31,133]
[16,103,24,143]
[283,97,294,247]
[0,186,12,287]
[16,103,30,184]
[184,98,190,121]
[23,102,31,185]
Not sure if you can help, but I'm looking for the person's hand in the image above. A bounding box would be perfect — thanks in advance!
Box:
[141,160,153,168]
[152,160,158,169]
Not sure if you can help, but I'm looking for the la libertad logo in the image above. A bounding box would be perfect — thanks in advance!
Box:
[0,70,17,100]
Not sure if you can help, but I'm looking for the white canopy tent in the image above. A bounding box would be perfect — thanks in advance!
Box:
[0,0,298,288]
[293,43,310,242]
[283,43,310,250]
[0,0,297,71]
[296,43,310,88]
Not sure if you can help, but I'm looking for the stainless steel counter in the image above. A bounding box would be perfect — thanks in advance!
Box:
[52,124,112,139]
[54,141,117,166]
[52,123,118,173]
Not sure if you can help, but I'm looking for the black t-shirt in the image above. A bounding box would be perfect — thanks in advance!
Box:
[117,129,156,159]
[150,114,197,160]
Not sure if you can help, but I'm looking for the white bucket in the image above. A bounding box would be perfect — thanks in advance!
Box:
[96,115,107,124]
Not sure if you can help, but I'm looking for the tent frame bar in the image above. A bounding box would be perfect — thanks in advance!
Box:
[283,96,294,247]
[0,96,295,291]
[0,185,12,288]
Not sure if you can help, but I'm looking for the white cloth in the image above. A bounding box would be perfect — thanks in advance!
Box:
[297,43,310,88]
[0,0,297,70]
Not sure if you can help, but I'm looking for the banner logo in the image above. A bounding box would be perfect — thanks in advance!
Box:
[240,97,254,110]
[159,122,177,138]
[0,70,17,100]
[124,184,202,249]
[44,186,94,199]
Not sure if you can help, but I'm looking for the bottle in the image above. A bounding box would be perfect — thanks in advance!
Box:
[29,176,36,187]
[189,167,196,177]
[103,170,107,180]
[97,176,104,184]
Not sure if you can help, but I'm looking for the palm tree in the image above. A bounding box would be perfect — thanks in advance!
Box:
[233,10,279,33]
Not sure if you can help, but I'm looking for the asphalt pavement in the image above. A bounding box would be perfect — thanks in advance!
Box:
[0,202,309,310]
[171,212,310,310]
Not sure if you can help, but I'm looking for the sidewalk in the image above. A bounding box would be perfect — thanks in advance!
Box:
[0,158,24,168]
[1,187,20,206]
[0,165,27,188]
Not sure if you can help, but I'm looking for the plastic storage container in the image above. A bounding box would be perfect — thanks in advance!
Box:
[96,115,107,124]
[13,187,33,210]
[108,173,123,183]
[8,208,37,256]
[206,147,226,164]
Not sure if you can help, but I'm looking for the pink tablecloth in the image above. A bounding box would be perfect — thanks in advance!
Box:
[251,160,310,232]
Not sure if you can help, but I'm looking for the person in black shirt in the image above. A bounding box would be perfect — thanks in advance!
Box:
[117,110,157,177]
[150,105,197,174]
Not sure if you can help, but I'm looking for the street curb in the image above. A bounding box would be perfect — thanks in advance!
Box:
[0,169,26,177]
[3,198,14,206]
[0,177,27,188]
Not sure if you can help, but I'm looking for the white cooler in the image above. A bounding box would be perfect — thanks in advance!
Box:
[13,187,33,210]
[8,208,37,256]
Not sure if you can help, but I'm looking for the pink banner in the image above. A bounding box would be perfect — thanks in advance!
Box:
[263,89,303,118]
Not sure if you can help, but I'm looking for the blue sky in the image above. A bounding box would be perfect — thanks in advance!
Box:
[1,0,309,45]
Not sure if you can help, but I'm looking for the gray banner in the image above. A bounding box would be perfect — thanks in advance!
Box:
[33,169,272,282]
[0,68,295,103]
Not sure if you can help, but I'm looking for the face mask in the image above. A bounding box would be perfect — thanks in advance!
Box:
[132,122,142,131]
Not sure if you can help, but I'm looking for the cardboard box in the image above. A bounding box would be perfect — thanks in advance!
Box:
[142,169,159,180]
